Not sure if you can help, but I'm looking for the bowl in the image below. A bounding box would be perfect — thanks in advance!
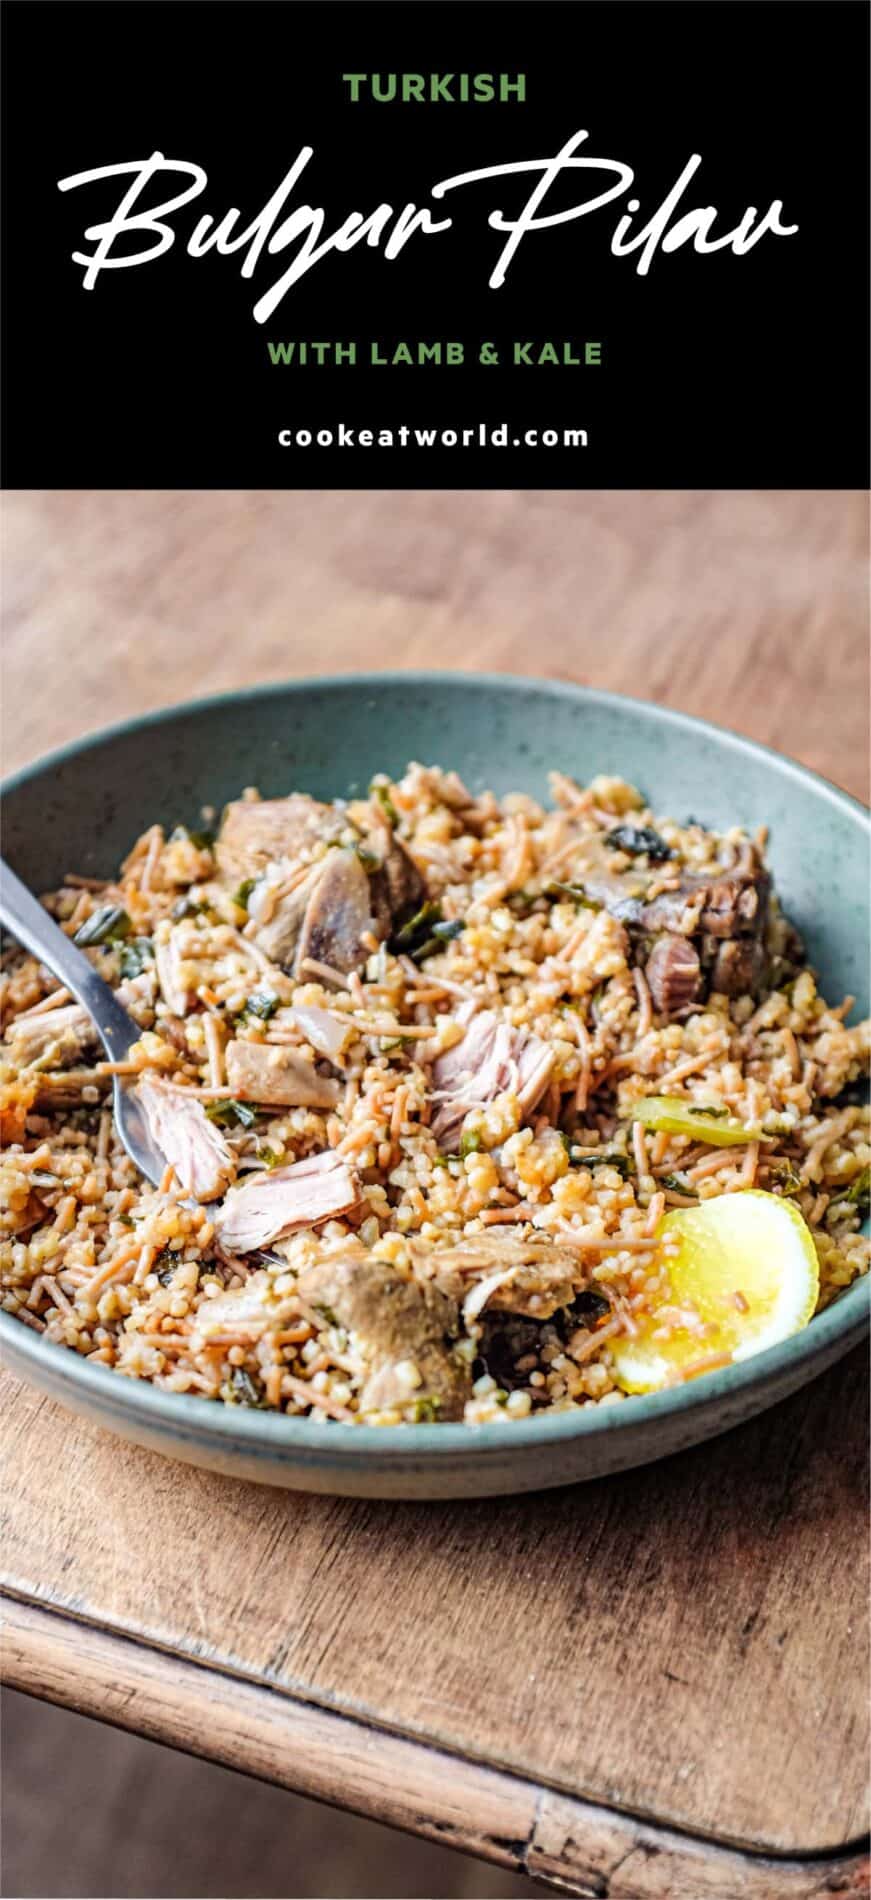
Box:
[2,673,868,1498]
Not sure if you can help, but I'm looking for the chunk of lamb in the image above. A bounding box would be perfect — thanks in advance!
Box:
[225,1038,339,1109]
[247,850,381,982]
[646,863,773,999]
[6,1002,98,1067]
[410,1234,582,1319]
[644,934,702,1019]
[430,1006,554,1149]
[641,863,771,940]
[575,842,770,938]
[294,849,379,979]
[706,936,770,998]
[362,818,427,933]
[215,794,346,885]
[298,1254,470,1418]
[219,787,430,978]
[215,1149,360,1252]
[568,833,776,1003]
[135,1074,236,1201]
[245,864,324,968]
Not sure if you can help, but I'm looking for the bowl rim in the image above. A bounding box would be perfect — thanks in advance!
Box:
[2,668,870,827]
[2,670,868,1465]
[2,1270,868,1464]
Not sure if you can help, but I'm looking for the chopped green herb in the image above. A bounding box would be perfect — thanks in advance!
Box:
[118,1212,136,1228]
[186,828,216,850]
[431,1155,451,1170]
[118,937,154,978]
[227,1367,264,1408]
[412,939,444,963]
[848,1165,871,1210]
[393,899,461,961]
[154,1248,178,1286]
[246,989,280,1021]
[403,916,467,962]
[395,900,442,947]
[659,1173,697,1195]
[545,880,602,910]
[410,1395,442,1423]
[369,780,400,827]
[459,1129,483,1158]
[605,825,674,862]
[355,843,381,873]
[74,905,132,947]
[592,1152,634,1178]
[256,1145,282,1169]
[828,1166,870,1221]
[766,1158,804,1198]
[314,1302,340,1328]
[233,878,257,912]
[205,1097,258,1129]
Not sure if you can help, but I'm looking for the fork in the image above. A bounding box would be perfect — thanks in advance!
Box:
[0,856,169,1185]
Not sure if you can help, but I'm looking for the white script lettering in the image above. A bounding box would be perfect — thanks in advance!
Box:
[56,135,799,317]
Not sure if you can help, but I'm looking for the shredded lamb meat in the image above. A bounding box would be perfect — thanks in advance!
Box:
[215,1150,360,1251]
[135,1074,236,1201]
[431,1005,554,1148]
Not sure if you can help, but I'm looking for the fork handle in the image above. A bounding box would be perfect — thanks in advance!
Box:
[0,857,140,1063]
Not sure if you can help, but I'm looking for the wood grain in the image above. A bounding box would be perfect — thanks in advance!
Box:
[1,1348,868,1865]
[2,490,868,798]
[1,491,869,1890]
[3,1599,868,1900]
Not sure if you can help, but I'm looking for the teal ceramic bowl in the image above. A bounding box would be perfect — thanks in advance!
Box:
[2,674,868,1498]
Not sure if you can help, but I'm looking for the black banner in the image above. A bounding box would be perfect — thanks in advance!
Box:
[2,0,868,487]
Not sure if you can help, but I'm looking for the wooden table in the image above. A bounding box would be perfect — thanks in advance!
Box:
[2,491,869,1898]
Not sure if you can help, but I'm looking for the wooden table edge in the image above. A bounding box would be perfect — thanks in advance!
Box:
[2,1594,868,1900]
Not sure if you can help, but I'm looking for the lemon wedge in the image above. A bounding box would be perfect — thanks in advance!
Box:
[611,1190,819,1394]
